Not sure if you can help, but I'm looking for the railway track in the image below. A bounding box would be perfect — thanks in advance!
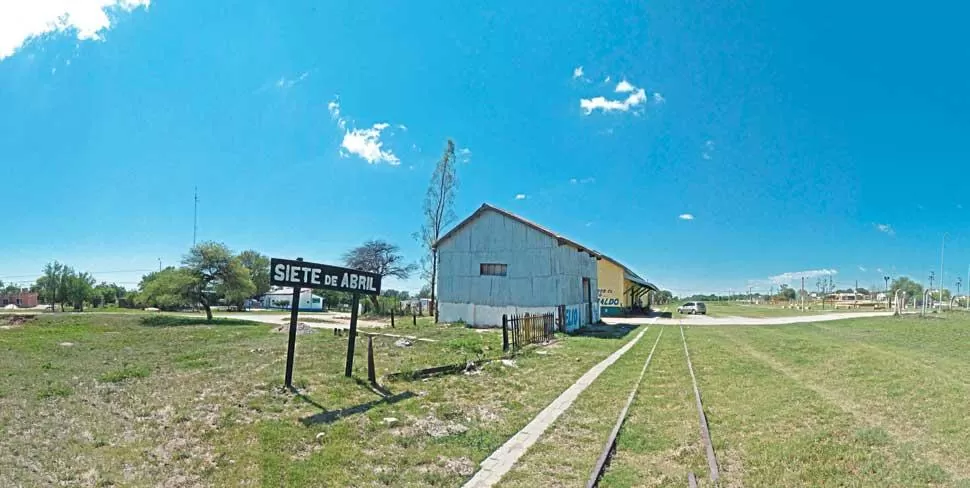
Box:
[586,324,721,487]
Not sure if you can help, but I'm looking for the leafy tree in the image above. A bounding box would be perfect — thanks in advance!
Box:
[342,240,417,310]
[93,282,117,307]
[182,242,256,320]
[777,285,797,301]
[381,289,410,300]
[414,139,458,320]
[655,290,674,305]
[136,267,198,311]
[890,276,924,303]
[417,285,432,299]
[63,271,95,311]
[319,290,350,311]
[2,283,22,295]
[37,261,65,310]
[237,250,271,297]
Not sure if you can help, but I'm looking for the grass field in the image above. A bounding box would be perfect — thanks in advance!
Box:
[0,312,636,487]
[691,301,868,318]
[5,311,970,487]
[602,315,970,487]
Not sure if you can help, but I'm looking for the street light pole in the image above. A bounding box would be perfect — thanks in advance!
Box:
[884,275,891,309]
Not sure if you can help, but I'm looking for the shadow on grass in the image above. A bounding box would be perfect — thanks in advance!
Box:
[298,390,417,426]
[139,315,258,327]
[567,323,638,339]
[385,358,497,382]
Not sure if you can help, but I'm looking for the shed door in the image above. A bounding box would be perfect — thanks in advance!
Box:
[582,277,592,325]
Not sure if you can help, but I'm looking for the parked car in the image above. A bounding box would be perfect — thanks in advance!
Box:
[677,301,707,315]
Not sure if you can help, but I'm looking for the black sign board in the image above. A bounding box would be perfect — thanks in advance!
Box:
[270,258,382,296]
[270,257,381,388]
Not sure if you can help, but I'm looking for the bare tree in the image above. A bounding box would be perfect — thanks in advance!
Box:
[414,140,458,320]
[343,240,417,309]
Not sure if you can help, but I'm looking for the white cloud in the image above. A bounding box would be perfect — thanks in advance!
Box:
[327,99,346,129]
[858,266,867,272]
[573,66,584,79]
[603,76,611,83]
[678,213,694,220]
[580,88,647,115]
[615,80,636,93]
[514,194,526,200]
[570,177,595,184]
[768,269,838,285]
[585,222,593,227]
[341,124,400,165]
[397,124,408,131]
[328,97,401,165]
[876,268,885,274]
[874,223,895,236]
[458,147,471,163]
[0,0,151,61]
[275,72,308,89]
[702,140,715,160]
[653,92,665,104]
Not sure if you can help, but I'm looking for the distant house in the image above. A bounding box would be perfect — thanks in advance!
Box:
[1,291,38,308]
[401,298,432,314]
[259,288,324,311]
[434,203,600,329]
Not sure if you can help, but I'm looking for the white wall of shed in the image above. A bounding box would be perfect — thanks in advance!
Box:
[436,209,599,317]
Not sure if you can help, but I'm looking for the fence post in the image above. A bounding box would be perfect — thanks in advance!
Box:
[511,315,518,350]
[390,308,395,328]
[413,312,417,326]
[502,314,509,352]
[367,336,376,385]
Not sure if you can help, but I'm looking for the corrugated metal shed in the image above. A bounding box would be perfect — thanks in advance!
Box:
[436,204,600,327]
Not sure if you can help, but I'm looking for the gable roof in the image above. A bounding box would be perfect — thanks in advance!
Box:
[599,254,659,292]
[434,203,659,291]
[433,203,601,258]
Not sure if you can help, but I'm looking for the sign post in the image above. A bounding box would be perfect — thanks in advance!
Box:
[283,258,304,389]
[345,293,361,377]
[270,257,382,387]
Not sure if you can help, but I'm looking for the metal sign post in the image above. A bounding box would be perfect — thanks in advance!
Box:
[345,293,361,377]
[284,258,304,389]
[270,257,382,387]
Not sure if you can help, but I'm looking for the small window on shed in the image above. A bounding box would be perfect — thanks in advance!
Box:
[480,263,508,276]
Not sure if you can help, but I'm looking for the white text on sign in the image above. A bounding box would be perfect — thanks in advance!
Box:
[272,263,378,292]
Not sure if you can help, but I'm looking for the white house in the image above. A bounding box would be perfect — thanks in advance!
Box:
[260,288,325,311]
[433,203,601,330]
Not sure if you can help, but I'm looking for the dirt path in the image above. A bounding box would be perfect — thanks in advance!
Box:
[184,312,390,329]
[605,310,896,326]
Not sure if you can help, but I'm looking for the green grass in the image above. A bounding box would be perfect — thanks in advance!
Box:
[598,315,970,487]
[695,301,870,318]
[0,313,633,487]
[501,326,656,487]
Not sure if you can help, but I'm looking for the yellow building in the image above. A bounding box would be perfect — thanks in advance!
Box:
[596,256,658,316]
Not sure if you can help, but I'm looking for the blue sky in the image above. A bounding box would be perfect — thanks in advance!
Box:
[2,0,969,296]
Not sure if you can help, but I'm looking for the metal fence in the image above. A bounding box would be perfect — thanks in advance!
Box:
[502,312,556,352]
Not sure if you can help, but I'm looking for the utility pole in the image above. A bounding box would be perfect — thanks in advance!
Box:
[929,271,935,307]
[883,275,891,309]
[940,233,947,309]
[956,277,962,306]
[801,276,805,310]
[193,186,199,247]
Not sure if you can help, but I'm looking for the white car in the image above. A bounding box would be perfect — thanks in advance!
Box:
[677,301,707,315]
